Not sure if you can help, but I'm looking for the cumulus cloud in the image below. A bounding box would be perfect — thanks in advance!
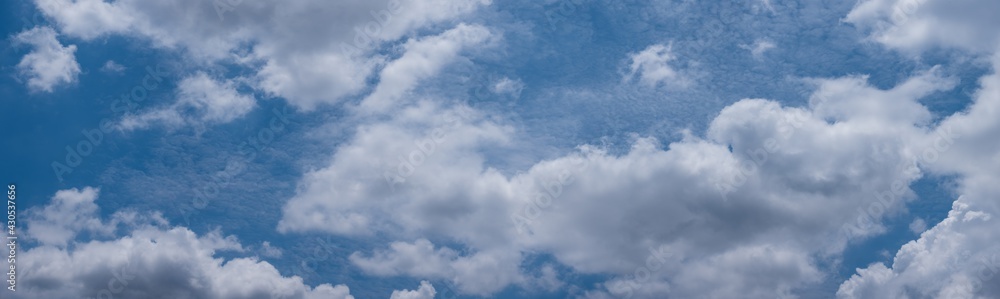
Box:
[350,239,459,278]
[276,101,513,236]
[389,281,436,299]
[832,2,1000,297]
[15,187,354,299]
[625,43,688,88]
[277,65,958,296]
[13,26,80,92]
[806,66,956,124]
[119,72,256,130]
[357,23,495,113]
[846,0,1000,54]
[349,239,523,295]
[32,0,490,110]
[837,53,1000,299]
[23,187,102,246]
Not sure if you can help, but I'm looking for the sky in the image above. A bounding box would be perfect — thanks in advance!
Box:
[1,0,999,298]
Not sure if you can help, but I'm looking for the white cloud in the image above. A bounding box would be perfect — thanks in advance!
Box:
[278,66,957,296]
[625,43,687,88]
[534,264,565,292]
[909,217,927,234]
[740,39,776,59]
[837,0,1000,290]
[23,187,108,247]
[837,53,1000,299]
[101,60,126,73]
[357,24,494,113]
[806,66,956,124]
[119,72,255,130]
[834,3,1000,296]
[33,0,491,110]
[350,239,523,295]
[833,26,1000,299]
[13,26,80,93]
[492,77,524,98]
[389,281,436,299]
[276,101,513,237]
[349,239,459,278]
[174,73,256,124]
[258,241,284,258]
[846,0,1000,54]
[15,187,354,299]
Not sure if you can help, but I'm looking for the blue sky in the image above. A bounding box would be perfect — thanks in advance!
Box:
[2,0,1000,298]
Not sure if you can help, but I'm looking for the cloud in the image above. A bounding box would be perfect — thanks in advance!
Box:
[258,241,284,258]
[908,217,927,234]
[389,281,436,299]
[13,26,80,92]
[32,0,491,110]
[805,66,956,124]
[625,43,687,88]
[276,101,513,236]
[277,65,957,296]
[834,2,1000,296]
[357,23,494,113]
[349,239,458,278]
[15,187,354,299]
[349,239,523,295]
[119,72,256,130]
[23,187,109,247]
[492,77,524,98]
[846,0,1000,54]
[101,60,127,73]
[836,52,1000,299]
[740,39,776,59]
